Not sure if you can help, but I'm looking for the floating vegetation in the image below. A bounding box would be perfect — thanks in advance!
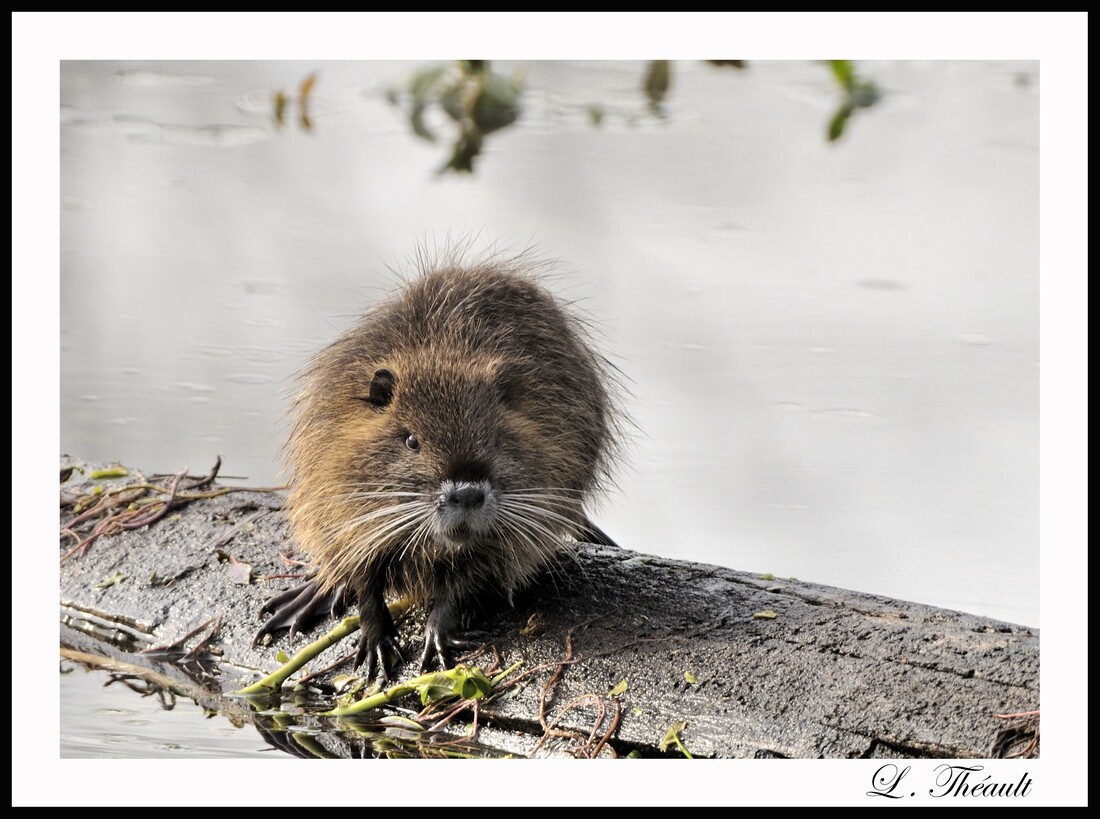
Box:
[380,59,881,173]
[826,60,881,142]
[274,71,317,132]
[388,60,524,174]
[643,60,671,116]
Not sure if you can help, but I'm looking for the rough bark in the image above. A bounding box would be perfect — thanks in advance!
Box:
[59,458,1039,759]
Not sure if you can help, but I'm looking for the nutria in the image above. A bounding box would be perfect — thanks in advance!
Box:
[254,252,623,680]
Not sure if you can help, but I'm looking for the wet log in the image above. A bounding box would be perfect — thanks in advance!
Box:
[58,458,1038,759]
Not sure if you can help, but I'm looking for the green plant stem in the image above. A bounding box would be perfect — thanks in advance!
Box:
[236,615,362,695]
[329,659,524,717]
[326,670,443,717]
[491,660,523,687]
[673,734,694,759]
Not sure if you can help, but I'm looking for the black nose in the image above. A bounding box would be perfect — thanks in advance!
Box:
[447,483,486,510]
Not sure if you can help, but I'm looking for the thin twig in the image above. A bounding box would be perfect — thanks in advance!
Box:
[181,455,222,490]
[590,699,622,759]
[60,458,284,563]
[119,470,186,530]
[140,617,220,658]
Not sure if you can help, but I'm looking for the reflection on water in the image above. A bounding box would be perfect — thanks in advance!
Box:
[61,59,1038,757]
[61,661,269,759]
[60,658,518,760]
[59,604,534,760]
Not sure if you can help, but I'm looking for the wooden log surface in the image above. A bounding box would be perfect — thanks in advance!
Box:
[58,458,1039,759]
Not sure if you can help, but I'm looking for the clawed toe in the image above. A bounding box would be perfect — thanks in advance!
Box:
[419,626,489,672]
[253,577,347,647]
[355,632,404,683]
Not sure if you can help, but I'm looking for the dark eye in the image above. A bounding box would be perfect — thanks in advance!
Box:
[404,433,420,451]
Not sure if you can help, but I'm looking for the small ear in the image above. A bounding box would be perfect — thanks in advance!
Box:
[364,368,396,411]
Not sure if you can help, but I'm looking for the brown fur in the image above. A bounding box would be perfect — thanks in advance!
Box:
[278,252,623,670]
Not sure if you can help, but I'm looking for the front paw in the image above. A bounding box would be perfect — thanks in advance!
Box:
[419,620,489,672]
[353,619,404,683]
[253,577,347,646]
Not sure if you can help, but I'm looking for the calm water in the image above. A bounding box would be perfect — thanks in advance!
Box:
[59,660,273,759]
[58,59,1039,758]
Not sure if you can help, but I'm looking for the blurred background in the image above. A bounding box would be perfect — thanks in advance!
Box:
[60,59,1038,630]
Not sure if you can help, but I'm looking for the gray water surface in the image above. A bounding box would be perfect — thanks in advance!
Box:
[60,661,273,759]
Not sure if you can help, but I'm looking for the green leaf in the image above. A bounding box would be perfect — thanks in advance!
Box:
[473,73,522,135]
[828,60,854,91]
[331,674,362,696]
[659,721,685,753]
[408,65,449,104]
[95,571,126,589]
[758,572,775,581]
[609,679,629,697]
[439,84,465,123]
[659,721,694,759]
[417,673,456,706]
[828,105,852,142]
[415,665,493,706]
[684,671,698,685]
[455,665,493,700]
[753,610,778,620]
[90,467,129,480]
